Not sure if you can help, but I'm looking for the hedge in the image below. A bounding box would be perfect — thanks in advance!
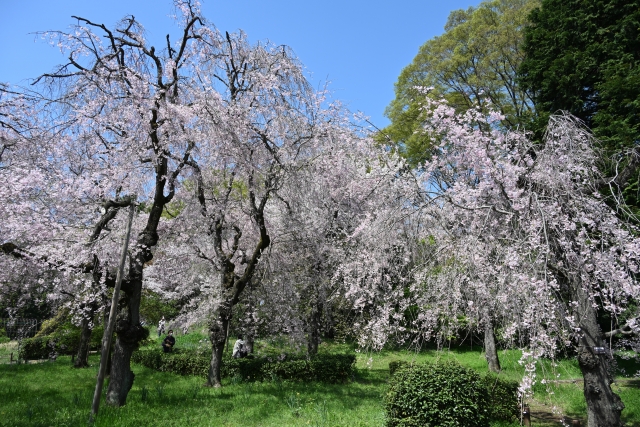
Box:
[131,348,356,383]
[19,325,105,360]
[482,373,520,422]
[386,360,520,425]
[385,360,490,427]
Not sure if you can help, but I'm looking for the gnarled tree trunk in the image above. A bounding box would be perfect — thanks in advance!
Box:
[573,285,624,427]
[106,336,136,405]
[105,230,153,405]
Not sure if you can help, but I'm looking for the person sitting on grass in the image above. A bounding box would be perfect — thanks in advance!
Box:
[162,330,175,353]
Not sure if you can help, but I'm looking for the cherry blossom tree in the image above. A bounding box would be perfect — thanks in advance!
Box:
[94,4,401,386]
[363,96,639,426]
[260,121,413,355]
[0,1,211,405]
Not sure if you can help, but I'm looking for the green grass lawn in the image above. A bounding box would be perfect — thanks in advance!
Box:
[0,340,18,363]
[1,337,638,427]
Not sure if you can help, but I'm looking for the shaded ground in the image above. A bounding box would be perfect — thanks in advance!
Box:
[529,401,582,426]
[528,378,640,426]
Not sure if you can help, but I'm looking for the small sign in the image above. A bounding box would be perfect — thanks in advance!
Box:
[593,347,607,355]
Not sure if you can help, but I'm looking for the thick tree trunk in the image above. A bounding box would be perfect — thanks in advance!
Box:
[103,308,112,376]
[74,316,93,368]
[484,317,501,373]
[573,286,624,427]
[207,317,228,387]
[105,337,136,406]
[105,271,148,405]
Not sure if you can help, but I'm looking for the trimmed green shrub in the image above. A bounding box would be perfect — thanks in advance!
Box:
[482,373,519,422]
[388,360,410,376]
[384,360,490,427]
[387,361,520,423]
[131,348,356,383]
[19,323,106,359]
[19,336,59,359]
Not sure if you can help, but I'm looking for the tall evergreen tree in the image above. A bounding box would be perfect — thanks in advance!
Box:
[519,0,640,206]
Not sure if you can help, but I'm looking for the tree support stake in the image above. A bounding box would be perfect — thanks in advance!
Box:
[90,201,135,421]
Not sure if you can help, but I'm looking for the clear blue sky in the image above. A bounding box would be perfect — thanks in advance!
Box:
[1,0,482,129]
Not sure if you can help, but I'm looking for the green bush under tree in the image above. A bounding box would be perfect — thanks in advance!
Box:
[19,321,104,360]
[131,347,356,383]
[385,360,519,427]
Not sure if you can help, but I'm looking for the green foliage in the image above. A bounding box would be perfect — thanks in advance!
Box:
[139,289,180,326]
[35,309,69,337]
[381,0,539,167]
[384,360,490,427]
[18,336,53,359]
[387,360,519,423]
[519,0,640,150]
[131,348,209,377]
[388,360,410,376]
[482,374,520,422]
[19,322,104,359]
[138,200,186,219]
[131,347,356,383]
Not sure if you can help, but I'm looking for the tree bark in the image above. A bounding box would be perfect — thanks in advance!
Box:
[245,332,254,355]
[105,263,149,405]
[484,317,501,373]
[307,303,321,357]
[105,337,136,406]
[106,317,148,405]
[74,315,93,368]
[573,285,624,427]
[207,317,228,387]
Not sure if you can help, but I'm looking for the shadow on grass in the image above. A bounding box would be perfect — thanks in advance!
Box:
[616,353,640,378]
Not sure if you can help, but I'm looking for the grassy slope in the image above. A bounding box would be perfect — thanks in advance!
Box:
[0,337,638,427]
[0,354,384,427]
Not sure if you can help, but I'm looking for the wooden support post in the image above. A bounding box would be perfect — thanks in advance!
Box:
[90,201,135,421]
[522,405,531,426]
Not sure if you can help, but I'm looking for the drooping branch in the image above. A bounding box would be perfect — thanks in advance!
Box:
[604,323,636,338]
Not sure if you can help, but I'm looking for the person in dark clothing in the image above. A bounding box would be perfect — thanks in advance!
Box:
[162,330,175,353]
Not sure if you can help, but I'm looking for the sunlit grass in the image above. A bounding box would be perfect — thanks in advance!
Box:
[0,340,18,363]
[0,352,385,427]
[0,339,638,427]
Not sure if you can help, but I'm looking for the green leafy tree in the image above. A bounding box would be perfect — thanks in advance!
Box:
[139,289,180,327]
[519,0,640,209]
[381,0,538,167]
